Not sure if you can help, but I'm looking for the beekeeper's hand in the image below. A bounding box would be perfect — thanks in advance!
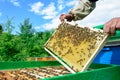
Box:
[59,14,74,22]
[103,17,120,35]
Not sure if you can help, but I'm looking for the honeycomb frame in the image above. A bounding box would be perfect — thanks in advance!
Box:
[44,22,109,73]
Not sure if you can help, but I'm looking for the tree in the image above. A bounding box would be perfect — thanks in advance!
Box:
[0,24,3,34]
[19,18,34,38]
[3,17,14,33]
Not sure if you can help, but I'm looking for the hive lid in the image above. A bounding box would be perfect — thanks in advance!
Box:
[44,22,109,73]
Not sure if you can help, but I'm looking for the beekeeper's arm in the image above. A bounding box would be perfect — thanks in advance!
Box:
[59,0,98,22]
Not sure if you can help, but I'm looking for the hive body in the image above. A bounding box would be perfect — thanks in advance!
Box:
[0,66,70,80]
[44,23,109,73]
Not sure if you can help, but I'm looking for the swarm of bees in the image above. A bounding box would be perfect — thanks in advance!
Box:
[0,66,70,80]
[44,22,108,72]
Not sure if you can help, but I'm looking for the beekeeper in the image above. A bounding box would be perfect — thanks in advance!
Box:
[59,0,120,35]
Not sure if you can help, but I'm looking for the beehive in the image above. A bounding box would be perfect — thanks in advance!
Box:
[0,66,70,80]
[44,22,109,73]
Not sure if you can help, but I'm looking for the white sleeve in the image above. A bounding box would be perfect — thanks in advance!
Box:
[69,0,96,21]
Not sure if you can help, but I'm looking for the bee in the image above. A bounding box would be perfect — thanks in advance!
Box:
[58,51,62,55]
[87,48,91,53]
[89,45,95,49]
[80,55,82,57]
[83,58,85,61]
[71,66,74,69]
[72,54,74,56]
[82,65,84,68]
[77,59,83,63]
[76,69,79,72]
[88,53,92,57]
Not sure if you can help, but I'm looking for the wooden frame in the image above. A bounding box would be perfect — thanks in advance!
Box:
[44,22,109,73]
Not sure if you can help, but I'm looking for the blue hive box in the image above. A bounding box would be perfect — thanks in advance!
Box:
[93,25,120,65]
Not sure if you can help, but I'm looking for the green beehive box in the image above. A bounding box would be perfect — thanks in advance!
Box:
[43,63,120,80]
[0,61,120,80]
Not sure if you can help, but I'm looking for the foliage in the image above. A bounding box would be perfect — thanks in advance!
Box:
[0,18,54,61]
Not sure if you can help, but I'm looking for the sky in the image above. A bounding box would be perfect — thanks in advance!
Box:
[0,0,120,34]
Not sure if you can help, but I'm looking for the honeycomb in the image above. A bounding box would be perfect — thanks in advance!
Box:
[0,66,70,80]
[44,22,109,73]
